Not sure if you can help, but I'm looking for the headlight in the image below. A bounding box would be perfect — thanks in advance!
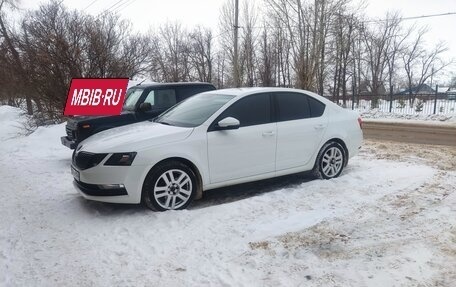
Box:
[74,152,107,170]
[104,152,137,166]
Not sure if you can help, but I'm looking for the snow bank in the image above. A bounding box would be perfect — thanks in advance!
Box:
[360,108,456,122]
[363,117,456,128]
[0,105,28,141]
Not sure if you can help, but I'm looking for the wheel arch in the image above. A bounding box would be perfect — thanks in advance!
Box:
[321,138,349,167]
[145,157,204,200]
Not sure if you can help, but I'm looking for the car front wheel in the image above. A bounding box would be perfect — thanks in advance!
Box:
[142,161,197,211]
[313,142,346,179]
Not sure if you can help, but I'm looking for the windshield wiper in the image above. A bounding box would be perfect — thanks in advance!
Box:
[154,119,173,126]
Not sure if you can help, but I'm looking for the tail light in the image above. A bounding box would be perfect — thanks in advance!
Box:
[357,117,363,129]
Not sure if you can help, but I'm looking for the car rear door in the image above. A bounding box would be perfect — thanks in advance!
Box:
[274,92,327,171]
[207,93,277,183]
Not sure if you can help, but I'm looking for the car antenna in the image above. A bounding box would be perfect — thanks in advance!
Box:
[136,79,146,86]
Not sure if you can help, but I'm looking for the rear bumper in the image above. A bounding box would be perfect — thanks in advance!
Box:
[61,136,78,149]
[348,129,363,158]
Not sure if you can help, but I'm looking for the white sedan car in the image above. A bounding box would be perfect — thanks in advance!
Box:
[71,88,363,211]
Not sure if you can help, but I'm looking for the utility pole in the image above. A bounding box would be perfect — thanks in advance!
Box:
[233,0,240,87]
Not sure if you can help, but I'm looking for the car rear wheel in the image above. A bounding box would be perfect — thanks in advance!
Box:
[142,161,197,211]
[313,142,346,179]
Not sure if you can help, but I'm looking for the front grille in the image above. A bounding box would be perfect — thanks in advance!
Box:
[74,152,107,170]
[66,126,74,139]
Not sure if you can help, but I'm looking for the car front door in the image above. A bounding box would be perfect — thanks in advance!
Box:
[274,92,327,171]
[207,93,277,183]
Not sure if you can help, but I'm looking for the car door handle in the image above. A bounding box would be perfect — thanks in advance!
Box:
[314,124,325,130]
[262,131,275,137]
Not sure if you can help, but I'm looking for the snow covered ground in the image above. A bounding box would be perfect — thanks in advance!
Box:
[0,105,455,286]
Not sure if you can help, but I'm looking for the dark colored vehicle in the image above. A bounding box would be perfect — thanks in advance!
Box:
[61,82,216,149]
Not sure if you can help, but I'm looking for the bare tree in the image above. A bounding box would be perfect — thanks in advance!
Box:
[360,14,401,104]
[330,11,356,106]
[83,13,150,78]
[219,0,236,86]
[0,0,34,114]
[384,17,411,111]
[213,50,228,88]
[239,0,258,86]
[0,1,150,122]
[268,14,291,87]
[188,26,213,82]
[402,27,427,104]
[159,22,191,81]
[402,29,452,104]
[449,75,456,88]
[264,0,352,92]
[258,26,274,86]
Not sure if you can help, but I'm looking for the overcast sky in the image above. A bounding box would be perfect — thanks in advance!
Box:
[20,0,456,82]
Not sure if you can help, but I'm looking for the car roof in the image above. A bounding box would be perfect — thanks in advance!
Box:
[131,82,214,89]
[205,87,316,96]
[203,87,340,108]
[206,87,311,97]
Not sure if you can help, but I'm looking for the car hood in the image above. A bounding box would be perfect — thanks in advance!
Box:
[71,110,133,121]
[78,121,194,153]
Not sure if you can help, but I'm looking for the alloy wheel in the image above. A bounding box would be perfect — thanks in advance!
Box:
[153,169,193,210]
[321,147,344,178]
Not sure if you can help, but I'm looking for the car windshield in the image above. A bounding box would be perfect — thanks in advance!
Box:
[154,93,235,127]
[123,88,144,111]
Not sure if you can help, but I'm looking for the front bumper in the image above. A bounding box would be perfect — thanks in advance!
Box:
[71,163,149,204]
[73,180,128,196]
[61,136,78,149]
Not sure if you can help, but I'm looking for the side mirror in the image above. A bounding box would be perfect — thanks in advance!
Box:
[139,102,152,112]
[217,117,240,130]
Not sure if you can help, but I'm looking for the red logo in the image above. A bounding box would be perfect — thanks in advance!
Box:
[64,78,129,116]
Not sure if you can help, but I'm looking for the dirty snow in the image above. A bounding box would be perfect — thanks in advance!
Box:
[0,105,455,286]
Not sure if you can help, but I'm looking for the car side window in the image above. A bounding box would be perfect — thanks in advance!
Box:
[308,96,325,117]
[143,90,155,105]
[275,92,310,121]
[216,93,272,128]
[275,92,326,121]
[143,89,177,108]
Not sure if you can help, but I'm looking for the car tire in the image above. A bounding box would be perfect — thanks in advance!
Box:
[142,160,197,211]
[312,141,346,180]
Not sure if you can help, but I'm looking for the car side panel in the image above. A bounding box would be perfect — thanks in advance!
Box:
[275,116,328,171]
[207,123,277,183]
[323,107,363,159]
[132,128,211,190]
